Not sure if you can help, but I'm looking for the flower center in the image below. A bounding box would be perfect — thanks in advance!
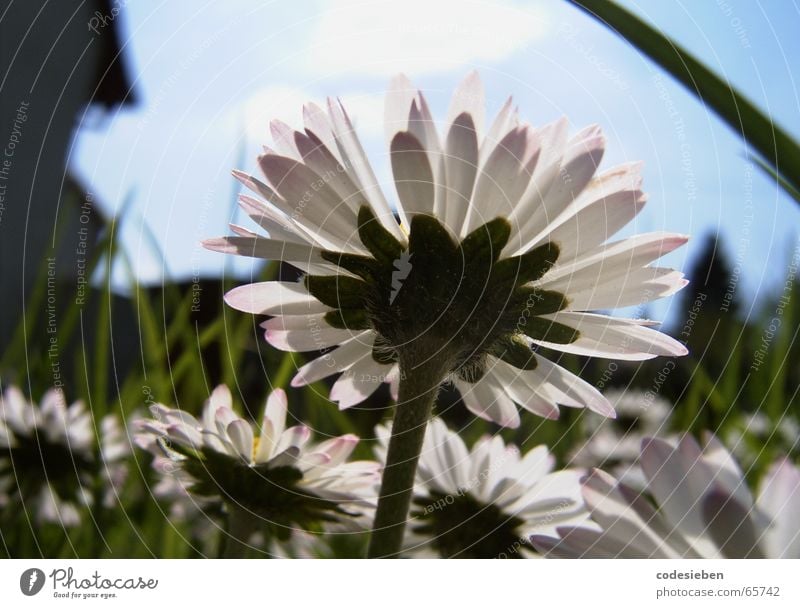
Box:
[411,490,527,558]
[180,447,347,538]
[309,206,578,380]
[2,434,95,497]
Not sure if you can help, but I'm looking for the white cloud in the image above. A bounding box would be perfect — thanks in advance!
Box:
[243,84,385,143]
[304,0,548,77]
[243,85,316,144]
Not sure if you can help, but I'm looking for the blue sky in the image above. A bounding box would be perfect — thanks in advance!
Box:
[72,0,800,324]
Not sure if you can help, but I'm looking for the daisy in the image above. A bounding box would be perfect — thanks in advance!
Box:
[134,385,380,541]
[205,71,689,557]
[0,385,129,528]
[376,418,589,558]
[532,433,800,558]
[725,411,799,470]
[206,71,688,427]
[569,388,673,489]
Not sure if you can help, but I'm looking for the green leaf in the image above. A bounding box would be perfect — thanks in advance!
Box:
[569,0,800,201]
[752,155,800,205]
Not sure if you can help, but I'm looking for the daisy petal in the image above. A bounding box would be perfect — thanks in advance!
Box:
[224,281,332,315]
[391,131,435,218]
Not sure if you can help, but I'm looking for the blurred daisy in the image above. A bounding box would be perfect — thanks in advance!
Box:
[134,385,379,538]
[532,433,800,558]
[376,418,588,557]
[569,388,673,488]
[205,71,688,427]
[0,385,129,527]
[725,411,799,469]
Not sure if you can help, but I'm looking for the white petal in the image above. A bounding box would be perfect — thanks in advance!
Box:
[435,423,471,491]
[557,267,688,311]
[202,235,325,265]
[446,70,485,140]
[540,126,605,224]
[329,353,392,409]
[291,332,376,386]
[258,153,362,252]
[294,129,366,213]
[462,126,538,236]
[506,117,569,247]
[274,425,312,455]
[479,96,516,164]
[540,231,689,287]
[418,418,459,495]
[757,458,800,558]
[226,420,254,462]
[454,375,520,428]
[442,112,479,236]
[384,73,416,148]
[579,468,686,557]
[1,386,31,434]
[487,362,561,420]
[327,98,407,243]
[311,434,359,467]
[256,389,288,462]
[259,316,331,350]
[533,312,688,360]
[390,131,435,218]
[270,119,301,159]
[224,281,331,316]
[237,195,309,245]
[639,436,722,557]
[538,167,646,262]
[529,354,615,417]
[303,102,341,164]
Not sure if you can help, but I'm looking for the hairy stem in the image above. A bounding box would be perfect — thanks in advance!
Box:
[367,354,449,558]
[221,504,260,558]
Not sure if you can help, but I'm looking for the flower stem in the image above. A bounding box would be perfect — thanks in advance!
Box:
[367,354,449,558]
[221,504,259,558]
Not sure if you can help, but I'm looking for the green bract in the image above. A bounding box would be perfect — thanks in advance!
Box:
[412,491,526,559]
[166,441,351,538]
[310,206,577,383]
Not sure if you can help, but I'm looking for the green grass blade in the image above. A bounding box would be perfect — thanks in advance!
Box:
[569,0,800,199]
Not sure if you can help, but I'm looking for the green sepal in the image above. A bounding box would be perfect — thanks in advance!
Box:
[305,275,367,309]
[511,287,569,316]
[324,308,370,330]
[522,318,580,344]
[493,242,560,285]
[490,335,538,370]
[459,217,511,264]
[161,438,205,463]
[372,344,398,365]
[319,251,382,282]
[357,205,404,263]
[408,214,458,258]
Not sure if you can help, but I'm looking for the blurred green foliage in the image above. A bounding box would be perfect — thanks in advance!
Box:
[1,221,797,557]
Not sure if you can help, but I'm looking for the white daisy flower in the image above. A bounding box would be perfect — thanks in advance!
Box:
[570,388,673,488]
[134,385,380,536]
[205,71,688,427]
[725,411,799,469]
[0,385,129,527]
[532,433,800,558]
[375,418,588,557]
